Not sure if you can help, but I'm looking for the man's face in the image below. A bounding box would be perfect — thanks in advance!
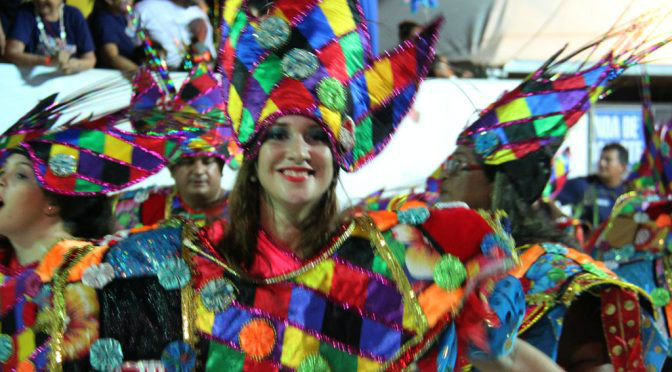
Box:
[598,149,626,182]
[170,156,223,205]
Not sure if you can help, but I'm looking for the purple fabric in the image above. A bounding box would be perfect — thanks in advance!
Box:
[364,280,403,325]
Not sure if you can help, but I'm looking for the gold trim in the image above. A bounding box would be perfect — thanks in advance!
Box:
[180,222,199,346]
[185,221,356,285]
[356,215,429,370]
[47,245,96,372]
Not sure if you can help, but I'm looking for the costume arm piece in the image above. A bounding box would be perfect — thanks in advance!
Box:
[371,203,525,368]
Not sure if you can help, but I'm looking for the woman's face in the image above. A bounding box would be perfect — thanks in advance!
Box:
[34,0,63,18]
[438,145,493,210]
[256,115,334,212]
[0,154,54,239]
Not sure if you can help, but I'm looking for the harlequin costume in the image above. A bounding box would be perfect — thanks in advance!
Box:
[0,93,175,371]
[89,0,528,370]
[112,64,243,230]
[451,40,671,370]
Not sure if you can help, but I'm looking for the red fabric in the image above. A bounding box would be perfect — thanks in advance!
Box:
[43,168,76,192]
[552,74,586,90]
[318,40,348,83]
[329,262,369,308]
[390,47,417,91]
[248,232,302,278]
[0,280,15,315]
[415,345,438,371]
[140,193,168,226]
[191,255,226,289]
[242,357,279,372]
[22,301,37,328]
[274,0,320,22]
[253,283,293,319]
[134,135,168,156]
[220,39,235,81]
[421,208,491,261]
[269,79,315,112]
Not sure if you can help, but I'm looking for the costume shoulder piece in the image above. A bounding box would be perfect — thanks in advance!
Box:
[512,241,668,369]
[0,240,107,371]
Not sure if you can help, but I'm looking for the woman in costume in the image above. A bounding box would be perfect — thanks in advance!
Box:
[434,48,669,371]
[0,94,172,371]
[92,1,558,370]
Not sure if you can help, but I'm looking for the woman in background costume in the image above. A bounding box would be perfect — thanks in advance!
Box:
[431,44,670,371]
[93,0,538,370]
[0,94,172,371]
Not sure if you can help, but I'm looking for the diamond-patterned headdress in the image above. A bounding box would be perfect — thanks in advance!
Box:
[131,64,244,168]
[0,95,173,195]
[220,0,441,172]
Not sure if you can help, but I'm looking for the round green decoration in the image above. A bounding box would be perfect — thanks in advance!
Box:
[651,288,671,307]
[298,354,331,372]
[433,254,467,290]
[317,77,347,112]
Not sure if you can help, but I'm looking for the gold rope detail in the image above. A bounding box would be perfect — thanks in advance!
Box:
[181,221,201,347]
[184,221,356,285]
[47,244,96,372]
[356,215,429,370]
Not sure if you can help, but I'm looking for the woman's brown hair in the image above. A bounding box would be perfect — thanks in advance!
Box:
[218,154,343,269]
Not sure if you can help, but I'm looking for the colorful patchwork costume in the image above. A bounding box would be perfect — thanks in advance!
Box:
[0,94,174,371]
[91,0,527,370]
[590,76,672,362]
[451,40,671,370]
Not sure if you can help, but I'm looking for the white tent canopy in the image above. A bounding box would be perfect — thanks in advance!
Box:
[378,0,672,68]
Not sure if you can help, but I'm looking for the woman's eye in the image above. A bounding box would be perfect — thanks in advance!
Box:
[306,128,329,144]
[16,172,28,180]
[266,127,289,141]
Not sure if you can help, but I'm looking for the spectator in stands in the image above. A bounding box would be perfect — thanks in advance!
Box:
[398,20,421,42]
[1,0,23,57]
[89,0,142,72]
[428,54,455,78]
[134,0,214,70]
[556,143,629,228]
[4,0,95,74]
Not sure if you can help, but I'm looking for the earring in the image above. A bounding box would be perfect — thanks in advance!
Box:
[45,205,58,216]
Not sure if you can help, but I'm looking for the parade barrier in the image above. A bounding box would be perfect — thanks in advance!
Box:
[1,63,592,202]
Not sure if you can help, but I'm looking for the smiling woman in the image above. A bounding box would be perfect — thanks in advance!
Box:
[94,0,532,370]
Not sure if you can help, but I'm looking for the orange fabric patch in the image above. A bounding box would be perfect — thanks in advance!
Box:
[36,240,108,283]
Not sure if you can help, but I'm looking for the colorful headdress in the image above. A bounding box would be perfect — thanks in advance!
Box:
[219,0,441,172]
[455,38,669,202]
[0,95,173,195]
[131,64,243,168]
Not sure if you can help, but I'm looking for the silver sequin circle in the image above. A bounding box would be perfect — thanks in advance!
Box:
[255,16,290,50]
[281,49,319,80]
[49,153,77,177]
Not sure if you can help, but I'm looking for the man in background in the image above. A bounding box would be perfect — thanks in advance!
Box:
[556,143,629,228]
